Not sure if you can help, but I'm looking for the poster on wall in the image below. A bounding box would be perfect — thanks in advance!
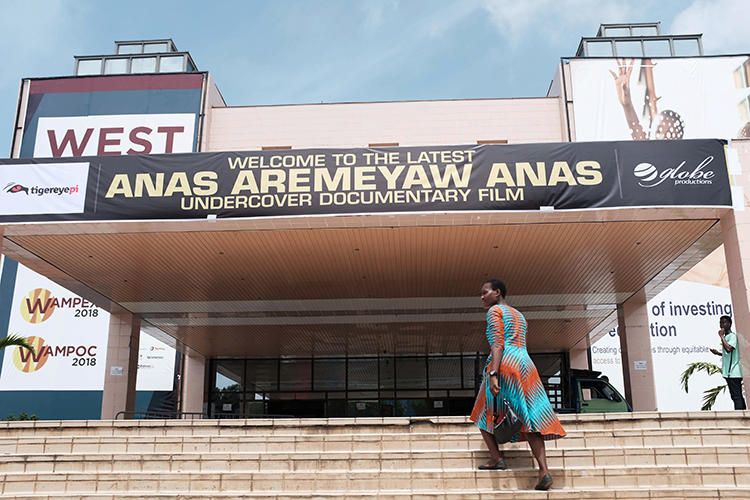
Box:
[136,333,175,392]
[0,73,194,398]
[570,56,750,141]
[0,263,176,391]
[0,265,109,390]
[591,280,735,412]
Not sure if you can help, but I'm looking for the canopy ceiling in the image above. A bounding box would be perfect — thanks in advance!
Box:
[0,208,725,357]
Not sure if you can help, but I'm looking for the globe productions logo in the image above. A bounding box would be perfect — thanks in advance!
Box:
[12,336,50,373]
[4,183,29,194]
[20,288,56,323]
[632,157,715,188]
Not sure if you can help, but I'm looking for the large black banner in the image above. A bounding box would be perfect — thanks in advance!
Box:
[0,139,731,223]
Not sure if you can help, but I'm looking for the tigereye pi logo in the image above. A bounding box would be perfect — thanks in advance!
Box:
[20,288,57,323]
[4,182,29,194]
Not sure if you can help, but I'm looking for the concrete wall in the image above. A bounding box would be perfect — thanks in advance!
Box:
[205,97,564,151]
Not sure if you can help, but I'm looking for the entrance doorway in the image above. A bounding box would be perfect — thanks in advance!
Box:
[209,353,567,418]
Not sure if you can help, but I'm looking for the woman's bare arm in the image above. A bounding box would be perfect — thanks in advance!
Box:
[609,58,647,140]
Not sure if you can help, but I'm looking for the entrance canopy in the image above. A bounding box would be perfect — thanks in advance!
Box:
[0,140,732,358]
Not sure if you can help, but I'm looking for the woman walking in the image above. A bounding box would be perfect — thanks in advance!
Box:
[470,278,566,490]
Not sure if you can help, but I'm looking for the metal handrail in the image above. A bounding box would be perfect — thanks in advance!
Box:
[209,412,296,419]
[114,410,297,420]
[114,410,205,420]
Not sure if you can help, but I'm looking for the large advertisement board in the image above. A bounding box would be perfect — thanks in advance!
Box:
[0,265,109,390]
[570,56,750,141]
[592,280,735,412]
[17,74,203,158]
[0,74,199,416]
[0,264,175,392]
[0,139,733,224]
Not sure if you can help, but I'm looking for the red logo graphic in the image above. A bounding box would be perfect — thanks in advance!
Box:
[4,183,29,195]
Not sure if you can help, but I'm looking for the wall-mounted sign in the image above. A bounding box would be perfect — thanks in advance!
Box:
[0,139,732,224]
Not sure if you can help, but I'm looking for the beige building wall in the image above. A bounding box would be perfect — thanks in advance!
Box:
[101,305,140,420]
[617,288,658,411]
[721,138,750,402]
[181,349,206,415]
[205,97,564,151]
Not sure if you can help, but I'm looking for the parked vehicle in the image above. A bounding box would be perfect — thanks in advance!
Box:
[563,369,632,413]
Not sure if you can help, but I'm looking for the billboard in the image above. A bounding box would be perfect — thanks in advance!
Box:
[17,74,204,158]
[0,139,733,224]
[0,264,175,392]
[0,265,109,390]
[570,56,750,141]
[0,73,200,417]
[591,280,735,412]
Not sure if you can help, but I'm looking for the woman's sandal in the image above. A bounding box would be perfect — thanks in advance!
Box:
[478,459,507,470]
[534,473,553,490]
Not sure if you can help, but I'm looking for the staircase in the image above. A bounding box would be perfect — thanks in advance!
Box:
[1,411,749,499]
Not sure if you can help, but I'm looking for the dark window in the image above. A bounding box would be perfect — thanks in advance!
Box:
[395,357,426,389]
[279,359,311,391]
[246,359,278,392]
[314,358,346,391]
[348,358,378,390]
[428,356,462,389]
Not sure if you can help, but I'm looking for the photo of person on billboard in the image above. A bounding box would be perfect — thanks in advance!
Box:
[609,58,684,140]
[570,55,750,142]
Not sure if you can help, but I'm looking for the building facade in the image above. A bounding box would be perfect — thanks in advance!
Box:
[1,24,749,419]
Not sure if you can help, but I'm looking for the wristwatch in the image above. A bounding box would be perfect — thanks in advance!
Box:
[489,370,498,377]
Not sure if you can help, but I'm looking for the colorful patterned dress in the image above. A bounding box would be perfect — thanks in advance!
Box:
[470,303,566,442]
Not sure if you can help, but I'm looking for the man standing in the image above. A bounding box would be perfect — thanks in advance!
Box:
[710,315,747,410]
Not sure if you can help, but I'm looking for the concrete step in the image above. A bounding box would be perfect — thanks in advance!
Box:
[2,487,750,500]
[1,428,748,455]
[1,445,749,473]
[2,487,750,499]
[1,465,750,494]
[0,411,747,439]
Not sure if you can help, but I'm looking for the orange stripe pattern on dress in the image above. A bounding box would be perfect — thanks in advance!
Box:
[470,304,566,442]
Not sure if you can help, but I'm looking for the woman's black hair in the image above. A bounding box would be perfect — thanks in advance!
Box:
[485,278,507,298]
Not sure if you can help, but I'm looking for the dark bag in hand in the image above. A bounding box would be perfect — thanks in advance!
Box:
[493,396,522,444]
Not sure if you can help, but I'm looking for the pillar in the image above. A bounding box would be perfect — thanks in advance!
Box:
[101,305,140,419]
[721,139,750,402]
[569,345,590,370]
[181,348,206,416]
[617,288,657,411]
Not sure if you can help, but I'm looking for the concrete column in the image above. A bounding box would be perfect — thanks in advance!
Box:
[569,345,590,370]
[721,139,750,401]
[181,349,206,416]
[617,288,658,411]
[101,305,140,420]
